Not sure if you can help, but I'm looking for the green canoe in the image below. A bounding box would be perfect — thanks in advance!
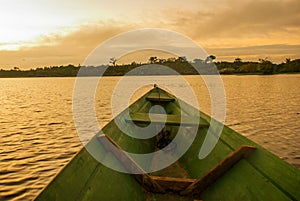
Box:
[35,86,300,201]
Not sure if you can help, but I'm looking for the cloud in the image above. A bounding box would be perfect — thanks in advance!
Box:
[163,0,300,46]
[151,0,300,62]
[1,0,299,69]
[0,21,135,69]
[207,44,300,62]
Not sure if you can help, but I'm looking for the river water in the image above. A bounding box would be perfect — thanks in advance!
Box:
[0,75,299,200]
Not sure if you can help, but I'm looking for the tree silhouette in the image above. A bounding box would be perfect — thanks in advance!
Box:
[234,58,242,63]
[285,58,291,64]
[1,55,300,77]
[109,57,117,66]
[258,58,274,74]
[158,58,166,63]
[205,55,216,63]
[193,58,204,64]
[149,56,158,64]
[176,56,187,63]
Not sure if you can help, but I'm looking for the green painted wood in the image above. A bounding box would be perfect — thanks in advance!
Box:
[34,89,157,200]
[128,113,209,127]
[150,160,190,178]
[148,193,194,201]
[76,136,154,199]
[35,86,300,201]
[97,134,165,193]
[200,160,292,201]
[78,152,147,201]
[179,127,234,179]
[146,93,175,102]
[210,121,300,200]
[35,148,101,201]
[174,91,300,200]
[181,146,256,196]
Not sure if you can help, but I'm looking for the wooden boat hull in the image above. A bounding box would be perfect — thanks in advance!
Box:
[35,87,300,201]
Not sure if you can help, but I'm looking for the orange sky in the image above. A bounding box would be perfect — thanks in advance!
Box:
[0,0,299,69]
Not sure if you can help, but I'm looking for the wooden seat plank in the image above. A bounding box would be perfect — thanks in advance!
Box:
[127,113,209,127]
[146,93,175,102]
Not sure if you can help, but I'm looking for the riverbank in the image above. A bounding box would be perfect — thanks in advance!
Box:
[1,57,299,78]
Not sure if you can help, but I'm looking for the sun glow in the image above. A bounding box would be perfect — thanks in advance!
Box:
[0,0,97,50]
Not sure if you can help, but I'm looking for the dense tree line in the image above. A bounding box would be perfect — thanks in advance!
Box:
[0,56,299,78]
[216,58,300,74]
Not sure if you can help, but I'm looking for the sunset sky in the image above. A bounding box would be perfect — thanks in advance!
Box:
[0,0,299,69]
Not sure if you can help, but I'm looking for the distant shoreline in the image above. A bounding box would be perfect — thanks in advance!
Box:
[1,72,300,79]
[1,57,299,78]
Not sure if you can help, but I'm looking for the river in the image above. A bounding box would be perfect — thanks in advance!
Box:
[0,74,299,200]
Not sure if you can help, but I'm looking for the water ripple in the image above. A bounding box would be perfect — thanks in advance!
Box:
[0,75,299,200]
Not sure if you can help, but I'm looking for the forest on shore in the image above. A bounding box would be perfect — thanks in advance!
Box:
[1,56,299,77]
